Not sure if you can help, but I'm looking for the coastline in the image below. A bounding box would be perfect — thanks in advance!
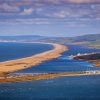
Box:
[90,59,100,67]
[0,42,100,83]
[72,52,100,67]
[0,71,100,83]
[0,42,68,74]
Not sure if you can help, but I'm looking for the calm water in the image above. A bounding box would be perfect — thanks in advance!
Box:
[0,42,53,62]
[16,44,100,73]
[0,43,100,100]
[0,75,100,100]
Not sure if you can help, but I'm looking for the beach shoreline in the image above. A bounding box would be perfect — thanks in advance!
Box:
[0,42,100,83]
[0,71,100,83]
[0,42,68,74]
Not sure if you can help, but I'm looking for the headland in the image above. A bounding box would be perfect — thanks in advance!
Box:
[72,52,100,67]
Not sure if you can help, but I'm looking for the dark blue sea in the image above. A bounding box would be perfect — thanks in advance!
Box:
[0,42,53,62]
[0,42,100,100]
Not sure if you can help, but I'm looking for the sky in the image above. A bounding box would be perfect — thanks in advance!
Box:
[0,0,100,37]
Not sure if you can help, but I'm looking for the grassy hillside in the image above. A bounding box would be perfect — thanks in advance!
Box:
[69,34,100,48]
[70,34,100,42]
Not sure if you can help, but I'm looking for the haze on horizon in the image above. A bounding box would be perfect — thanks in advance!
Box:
[0,0,100,37]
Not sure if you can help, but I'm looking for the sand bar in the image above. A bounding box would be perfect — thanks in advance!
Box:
[0,43,68,73]
[0,43,100,83]
[0,71,100,83]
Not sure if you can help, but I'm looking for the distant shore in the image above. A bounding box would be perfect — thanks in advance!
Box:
[72,52,100,67]
[0,42,68,74]
[0,71,100,83]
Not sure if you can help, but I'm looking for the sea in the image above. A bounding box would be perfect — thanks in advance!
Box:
[0,42,100,100]
[0,42,53,62]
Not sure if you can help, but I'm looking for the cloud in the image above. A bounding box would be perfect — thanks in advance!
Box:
[20,8,34,15]
[16,0,100,4]
[0,18,50,25]
[0,3,20,13]
[64,0,100,4]
[34,4,100,20]
[0,0,100,21]
[1,0,100,7]
[1,17,100,25]
[21,0,100,4]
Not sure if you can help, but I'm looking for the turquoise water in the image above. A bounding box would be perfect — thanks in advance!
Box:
[0,43,100,100]
[0,42,53,62]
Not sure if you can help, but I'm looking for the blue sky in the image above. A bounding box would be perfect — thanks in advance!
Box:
[0,0,100,37]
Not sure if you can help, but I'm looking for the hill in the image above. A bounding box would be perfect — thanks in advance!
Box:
[70,34,100,48]
[70,34,100,42]
[0,34,100,48]
[0,35,70,43]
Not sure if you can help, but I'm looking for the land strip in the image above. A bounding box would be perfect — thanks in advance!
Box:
[0,43,67,74]
[0,71,100,83]
[72,52,100,67]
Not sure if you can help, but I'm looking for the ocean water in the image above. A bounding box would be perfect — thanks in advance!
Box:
[0,42,53,62]
[0,75,100,100]
[0,43,100,100]
[16,44,100,73]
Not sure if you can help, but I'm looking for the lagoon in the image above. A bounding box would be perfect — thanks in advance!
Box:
[16,44,100,73]
[0,43,100,100]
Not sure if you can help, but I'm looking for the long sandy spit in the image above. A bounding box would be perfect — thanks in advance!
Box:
[0,43,67,73]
